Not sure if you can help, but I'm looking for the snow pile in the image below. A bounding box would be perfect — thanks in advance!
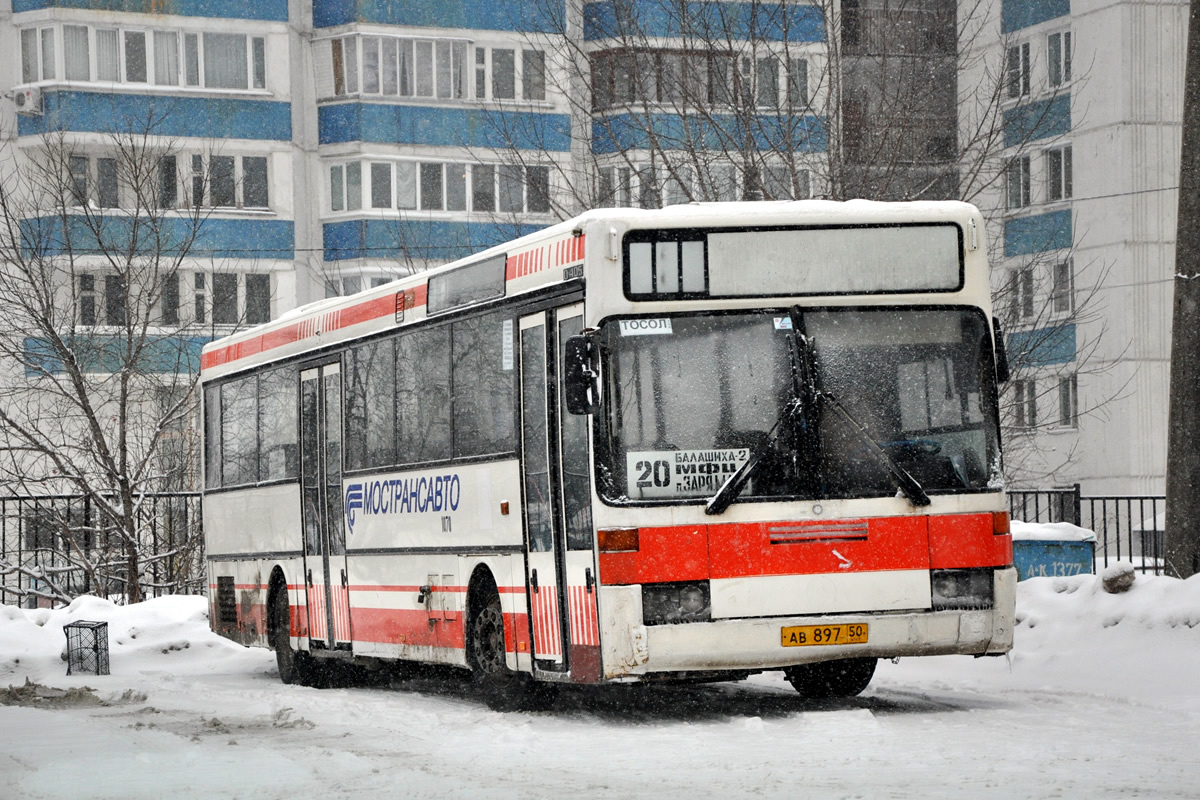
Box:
[1011,519,1096,541]
[0,594,256,686]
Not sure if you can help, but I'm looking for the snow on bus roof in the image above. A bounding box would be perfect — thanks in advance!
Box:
[199,199,982,374]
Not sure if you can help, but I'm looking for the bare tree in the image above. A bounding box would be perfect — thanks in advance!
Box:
[0,119,245,605]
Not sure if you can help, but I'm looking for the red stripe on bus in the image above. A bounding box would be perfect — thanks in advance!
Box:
[597,514,1009,586]
[202,285,428,371]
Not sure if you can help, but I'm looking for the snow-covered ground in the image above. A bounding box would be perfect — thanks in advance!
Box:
[2,569,1199,800]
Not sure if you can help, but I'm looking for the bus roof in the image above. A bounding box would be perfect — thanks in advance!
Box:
[199,200,983,381]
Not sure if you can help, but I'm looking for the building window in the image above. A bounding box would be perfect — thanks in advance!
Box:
[69,155,89,206]
[1046,145,1073,202]
[1008,266,1035,322]
[1006,154,1031,209]
[191,155,270,210]
[755,55,779,107]
[79,275,97,326]
[212,273,239,325]
[1051,258,1074,314]
[124,31,148,83]
[371,162,392,209]
[104,275,126,326]
[591,48,792,111]
[246,274,271,324]
[523,49,546,101]
[97,157,119,208]
[64,25,90,81]
[1058,374,1078,427]
[331,35,467,99]
[194,272,207,324]
[1048,31,1072,87]
[788,58,809,106]
[159,155,178,209]
[1006,42,1030,99]
[332,160,549,215]
[598,166,632,207]
[161,271,180,325]
[492,48,516,99]
[1013,378,1036,428]
[19,25,265,89]
[242,156,269,208]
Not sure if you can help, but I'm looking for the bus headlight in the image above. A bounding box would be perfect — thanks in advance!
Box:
[642,581,712,625]
[931,568,994,610]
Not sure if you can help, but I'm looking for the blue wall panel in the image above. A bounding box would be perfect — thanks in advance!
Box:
[25,335,211,376]
[592,112,826,154]
[1004,209,1072,258]
[18,91,292,141]
[313,0,563,32]
[584,0,825,42]
[1001,0,1070,33]
[318,103,571,151]
[323,218,545,261]
[1006,323,1077,367]
[1003,94,1071,148]
[14,0,287,21]
[23,216,295,260]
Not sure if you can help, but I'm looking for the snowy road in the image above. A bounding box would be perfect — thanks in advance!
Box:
[3,573,1199,799]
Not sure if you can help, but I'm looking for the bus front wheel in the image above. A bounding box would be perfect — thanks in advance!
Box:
[469,594,555,712]
[784,657,877,698]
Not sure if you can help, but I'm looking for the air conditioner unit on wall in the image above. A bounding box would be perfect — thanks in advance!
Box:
[15,87,43,116]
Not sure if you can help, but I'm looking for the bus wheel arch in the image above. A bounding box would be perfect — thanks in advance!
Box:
[268,567,312,686]
[465,565,555,712]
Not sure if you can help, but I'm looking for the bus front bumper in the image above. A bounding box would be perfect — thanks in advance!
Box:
[599,567,1016,680]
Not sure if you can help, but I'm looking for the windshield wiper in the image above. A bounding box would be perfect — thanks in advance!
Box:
[704,400,795,516]
[815,388,931,507]
[706,307,930,514]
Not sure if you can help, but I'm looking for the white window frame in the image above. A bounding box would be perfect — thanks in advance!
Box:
[1051,257,1074,315]
[1006,41,1030,100]
[18,24,265,90]
[1056,373,1078,428]
[189,154,271,210]
[1006,154,1031,209]
[1013,378,1037,429]
[330,34,469,100]
[1046,144,1073,202]
[1047,30,1072,88]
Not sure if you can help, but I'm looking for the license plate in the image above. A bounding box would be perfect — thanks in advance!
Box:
[780,623,868,647]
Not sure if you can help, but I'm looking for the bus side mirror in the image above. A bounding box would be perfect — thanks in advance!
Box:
[992,318,1010,383]
[564,334,600,415]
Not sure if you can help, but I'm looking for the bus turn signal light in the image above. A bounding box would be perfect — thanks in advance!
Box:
[598,528,639,552]
[993,511,1011,535]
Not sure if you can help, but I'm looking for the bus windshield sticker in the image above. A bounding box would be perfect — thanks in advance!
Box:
[774,317,793,330]
[619,319,673,336]
[626,449,750,499]
[502,318,514,371]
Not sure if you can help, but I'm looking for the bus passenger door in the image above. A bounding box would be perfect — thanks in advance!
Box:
[556,306,601,682]
[519,312,568,671]
[300,363,353,652]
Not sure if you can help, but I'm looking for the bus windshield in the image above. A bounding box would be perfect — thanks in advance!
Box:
[595,307,1001,506]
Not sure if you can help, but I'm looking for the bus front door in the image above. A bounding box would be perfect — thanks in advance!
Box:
[300,363,353,652]
[519,304,599,678]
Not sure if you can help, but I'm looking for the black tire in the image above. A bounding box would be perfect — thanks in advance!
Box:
[469,593,556,712]
[271,586,313,686]
[784,658,877,698]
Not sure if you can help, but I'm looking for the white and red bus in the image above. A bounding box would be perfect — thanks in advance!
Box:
[201,200,1015,708]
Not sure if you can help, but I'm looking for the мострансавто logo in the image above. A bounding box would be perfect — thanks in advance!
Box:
[344,473,462,535]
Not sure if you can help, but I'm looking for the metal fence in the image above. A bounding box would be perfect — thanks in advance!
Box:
[0,493,203,607]
[1008,485,1166,575]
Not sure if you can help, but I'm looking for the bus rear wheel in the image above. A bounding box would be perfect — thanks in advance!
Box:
[784,657,877,698]
[271,587,314,686]
[469,594,555,712]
